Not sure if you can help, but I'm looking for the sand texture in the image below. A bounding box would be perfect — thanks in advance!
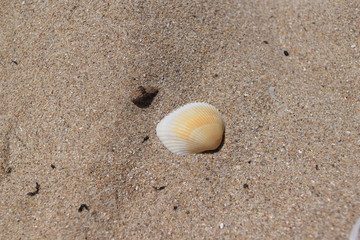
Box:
[1,0,359,239]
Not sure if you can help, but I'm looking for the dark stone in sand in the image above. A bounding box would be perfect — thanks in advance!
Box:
[131,86,159,108]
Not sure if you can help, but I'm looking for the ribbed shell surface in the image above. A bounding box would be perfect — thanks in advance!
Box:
[156,102,225,155]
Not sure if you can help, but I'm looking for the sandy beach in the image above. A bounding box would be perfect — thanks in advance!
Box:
[1,0,359,239]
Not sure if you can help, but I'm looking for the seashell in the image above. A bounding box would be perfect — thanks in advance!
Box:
[156,102,225,155]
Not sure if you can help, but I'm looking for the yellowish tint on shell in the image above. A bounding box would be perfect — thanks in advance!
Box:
[156,102,225,155]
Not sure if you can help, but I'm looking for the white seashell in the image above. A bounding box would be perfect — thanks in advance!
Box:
[156,102,225,155]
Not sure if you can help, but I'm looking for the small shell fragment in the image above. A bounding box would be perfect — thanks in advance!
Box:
[350,218,360,240]
[156,102,225,155]
[269,86,281,102]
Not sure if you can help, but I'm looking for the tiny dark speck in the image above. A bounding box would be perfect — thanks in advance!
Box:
[51,164,56,169]
[284,51,289,56]
[243,183,249,189]
[263,41,269,44]
[27,182,40,196]
[153,186,166,191]
[142,136,149,143]
[78,204,90,212]
[11,60,18,65]
[173,206,178,210]
[315,165,319,170]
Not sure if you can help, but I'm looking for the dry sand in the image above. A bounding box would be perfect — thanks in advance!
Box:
[1,0,359,239]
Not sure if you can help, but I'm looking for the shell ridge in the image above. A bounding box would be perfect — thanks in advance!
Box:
[156,102,224,155]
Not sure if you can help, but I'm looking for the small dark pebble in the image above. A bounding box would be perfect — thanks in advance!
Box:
[315,165,319,170]
[78,204,90,212]
[142,136,149,143]
[173,206,178,210]
[243,183,249,189]
[5,167,12,173]
[11,60,18,65]
[51,164,56,169]
[153,186,166,191]
[27,182,40,196]
[284,50,289,56]
[247,160,251,164]
[263,41,269,44]
[131,86,159,108]
[175,69,180,73]
[213,74,219,78]
[186,210,190,214]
